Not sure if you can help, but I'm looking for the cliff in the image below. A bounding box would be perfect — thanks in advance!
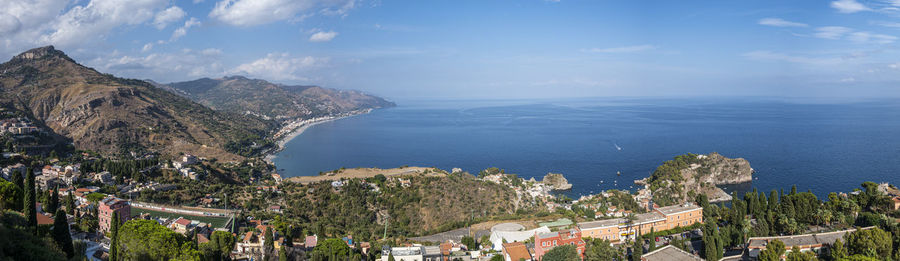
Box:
[542,173,573,190]
[637,152,753,206]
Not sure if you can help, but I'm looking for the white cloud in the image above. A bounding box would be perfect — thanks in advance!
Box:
[87,48,227,82]
[229,53,328,81]
[742,51,842,65]
[309,31,338,42]
[142,43,153,52]
[831,0,871,13]
[814,26,853,39]
[170,17,201,41]
[758,18,807,27]
[848,31,897,43]
[209,0,356,26]
[583,44,656,53]
[153,6,186,30]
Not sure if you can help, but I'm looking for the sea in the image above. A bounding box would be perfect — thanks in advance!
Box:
[273,97,900,199]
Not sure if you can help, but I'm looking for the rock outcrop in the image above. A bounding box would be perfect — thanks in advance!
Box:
[637,152,753,206]
[542,173,573,190]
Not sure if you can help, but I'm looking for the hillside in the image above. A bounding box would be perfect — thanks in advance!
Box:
[637,152,753,206]
[158,76,395,120]
[0,46,276,160]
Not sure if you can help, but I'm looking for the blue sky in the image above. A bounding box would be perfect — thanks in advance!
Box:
[2,0,900,99]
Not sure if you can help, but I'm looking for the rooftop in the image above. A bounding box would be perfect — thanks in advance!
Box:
[747,227,874,249]
[579,219,624,229]
[641,245,703,261]
[655,203,702,216]
[502,242,532,261]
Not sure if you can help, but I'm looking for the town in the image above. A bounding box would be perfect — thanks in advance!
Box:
[2,147,900,261]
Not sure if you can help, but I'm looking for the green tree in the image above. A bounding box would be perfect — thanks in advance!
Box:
[117,220,201,260]
[461,236,477,250]
[844,227,892,259]
[831,239,847,260]
[110,211,119,261]
[543,244,579,261]
[584,238,621,261]
[199,230,236,261]
[0,180,23,211]
[312,238,351,260]
[263,227,274,261]
[51,210,74,258]
[786,245,816,261]
[47,186,59,215]
[758,239,785,261]
[631,236,643,261]
[11,170,23,191]
[23,168,36,234]
[647,228,656,252]
[65,193,75,215]
[387,253,395,261]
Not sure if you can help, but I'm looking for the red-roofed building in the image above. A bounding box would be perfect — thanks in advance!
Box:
[37,213,54,226]
[172,218,192,234]
[533,228,585,260]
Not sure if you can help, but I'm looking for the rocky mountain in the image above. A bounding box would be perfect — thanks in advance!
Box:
[636,152,753,206]
[0,46,276,160]
[542,173,573,190]
[157,76,395,120]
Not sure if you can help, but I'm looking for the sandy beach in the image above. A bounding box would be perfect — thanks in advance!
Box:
[264,109,372,162]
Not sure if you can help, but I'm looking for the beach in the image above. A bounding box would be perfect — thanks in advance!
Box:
[265,109,373,162]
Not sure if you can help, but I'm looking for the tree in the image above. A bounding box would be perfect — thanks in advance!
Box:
[264,227,275,261]
[0,180,22,211]
[200,230,236,261]
[758,239,785,261]
[51,210,74,258]
[543,244,579,261]
[23,168,36,234]
[311,238,351,261]
[11,170,23,191]
[648,228,656,252]
[844,227,892,259]
[631,236,643,261]
[117,220,201,260]
[47,185,59,215]
[65,193,75,215]
[461,236,477,250]
[584,238,621,261]
[110,211,119,261]
[387,253,395,261]
[786,245,816,261]
[831,239,847,260]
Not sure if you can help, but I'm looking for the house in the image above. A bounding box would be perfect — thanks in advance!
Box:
[304,235,318,250]
[502,242,533,261]
[268,205,282,213]
[747,227,874,259]
[490,226,551,251]
[641,245,702,261]
[892,196,900,210]
[172,217,193,234]
[423,246,442,261]
[382,246,424,261]
[98,197,130,233]
[533,229,585,260]
[94,171,114,185]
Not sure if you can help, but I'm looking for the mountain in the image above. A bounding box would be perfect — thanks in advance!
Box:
[158,76,395,120]
[0,46,276,160]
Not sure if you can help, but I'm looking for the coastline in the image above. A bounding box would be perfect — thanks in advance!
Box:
[264,109,374,163]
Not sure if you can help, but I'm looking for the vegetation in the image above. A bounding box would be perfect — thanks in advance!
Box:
[199,231,235,261]
[0,211,67,260]
[116,220,201,260]
[583,238,622,261]
[543,244,579,261]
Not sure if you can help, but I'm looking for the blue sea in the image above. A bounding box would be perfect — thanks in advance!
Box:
[273,97,900,199]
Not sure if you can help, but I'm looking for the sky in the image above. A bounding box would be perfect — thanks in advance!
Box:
[2,0,900,99]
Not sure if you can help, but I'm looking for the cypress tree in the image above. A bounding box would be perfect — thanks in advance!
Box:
[648,227,656,252]
[23,168,36,234]
[264,227,274,261]
[11,170,22,191]
[65,193,75,215]
[48,185,59,214]
[52,209,74,258]
[631,236,643,261]
[110,211,119,261]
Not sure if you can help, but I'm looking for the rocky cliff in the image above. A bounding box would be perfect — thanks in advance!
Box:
[637,152,753,206]
[542,173,573,190]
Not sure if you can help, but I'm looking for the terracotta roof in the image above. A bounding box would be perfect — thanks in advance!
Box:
[243,232,254,243]
[502,242,532,261]
[197,233,210,244]
[37,213,54,225]
[174,218,192,226]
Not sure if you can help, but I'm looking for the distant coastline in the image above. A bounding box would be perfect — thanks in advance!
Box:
[265,109,374,162]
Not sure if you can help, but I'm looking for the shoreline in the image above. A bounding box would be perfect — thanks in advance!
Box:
[264,109,374,163]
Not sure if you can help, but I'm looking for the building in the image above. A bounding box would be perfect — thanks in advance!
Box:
[640,245,702,261]
[98,197,130,233]
[490,226,551,250]
[533,228,585,260]
[502,242,533,261]
[382,246,424,261]
[172,217,193,234]
[746,227,874,259]
[892,196,900,210]
[580,203,703,243]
